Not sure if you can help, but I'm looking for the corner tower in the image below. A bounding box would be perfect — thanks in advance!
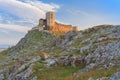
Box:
[46,12,55,30]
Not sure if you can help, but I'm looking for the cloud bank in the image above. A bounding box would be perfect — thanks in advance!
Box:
[0,0,60,45]
[0,24,31,33]
[0,0,60,26]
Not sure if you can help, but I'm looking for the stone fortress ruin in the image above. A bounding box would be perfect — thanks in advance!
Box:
[36,11,78,33]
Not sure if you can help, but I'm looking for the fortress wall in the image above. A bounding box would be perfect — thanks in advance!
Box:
[38,12,78,33]
[50,22,73,33]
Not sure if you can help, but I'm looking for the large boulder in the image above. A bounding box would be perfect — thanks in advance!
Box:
[56,55,85,67]
[109,72,120,80]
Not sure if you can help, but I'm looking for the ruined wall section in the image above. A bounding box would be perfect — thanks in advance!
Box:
[38,11,78,33]
[38,19,46,31]
[73,26,78,32]
[50,22,73,33]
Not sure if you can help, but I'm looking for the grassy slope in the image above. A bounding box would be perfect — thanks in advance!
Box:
[32,62,84,80]
[30,25,120,80]
[76,66,120,80]
[0,25,120,80]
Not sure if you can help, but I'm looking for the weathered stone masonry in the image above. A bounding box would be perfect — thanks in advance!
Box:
[38,12,78,33]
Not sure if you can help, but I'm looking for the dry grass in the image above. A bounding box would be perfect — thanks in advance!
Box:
[31,65,83,80]
[75,66,120,80]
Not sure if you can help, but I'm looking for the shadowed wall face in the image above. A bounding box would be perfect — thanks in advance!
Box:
[38,19,46,31]
[46,12,55,30]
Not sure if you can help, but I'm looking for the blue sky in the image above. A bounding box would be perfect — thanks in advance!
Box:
[0,0,120,47]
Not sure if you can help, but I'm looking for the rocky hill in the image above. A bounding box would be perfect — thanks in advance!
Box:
[0,25,120,80]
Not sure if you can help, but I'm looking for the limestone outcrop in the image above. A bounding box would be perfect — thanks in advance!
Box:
[1,25,120,80]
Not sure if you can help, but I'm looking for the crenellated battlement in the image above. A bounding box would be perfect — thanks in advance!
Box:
[37,11,78,33]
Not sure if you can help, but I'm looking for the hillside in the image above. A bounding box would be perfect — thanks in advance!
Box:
[7,29,56,54]
[0,49,4,52]
[0,25,120,80]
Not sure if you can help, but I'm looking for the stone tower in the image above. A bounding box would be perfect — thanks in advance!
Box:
[46,12,55,30]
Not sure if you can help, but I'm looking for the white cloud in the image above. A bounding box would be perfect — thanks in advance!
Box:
[0,16,2,20]
[66,9,118,30]
[67,9,92,17]
[0,0,45,21]
[0,29,9,34]
[0,0,60,26]
[0,24,32,33]
[0,0,60,45]
[24,0,60,12]
[0,37,21,45]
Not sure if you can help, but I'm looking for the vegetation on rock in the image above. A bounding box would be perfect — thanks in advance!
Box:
[0,25,120,80]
